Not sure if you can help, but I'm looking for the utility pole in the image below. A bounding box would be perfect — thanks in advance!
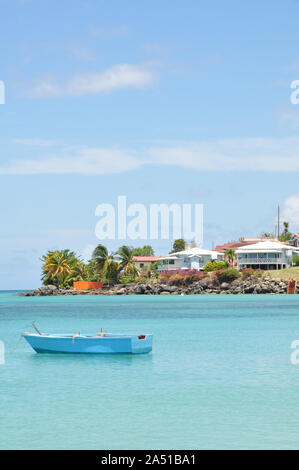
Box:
[277,205,280,239]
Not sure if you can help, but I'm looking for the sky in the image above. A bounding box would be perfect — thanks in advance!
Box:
[1,0,299,288]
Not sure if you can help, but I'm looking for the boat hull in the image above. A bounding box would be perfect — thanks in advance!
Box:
[23,333,152,354]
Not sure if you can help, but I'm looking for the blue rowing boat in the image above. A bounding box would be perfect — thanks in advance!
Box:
[23,332,153,354]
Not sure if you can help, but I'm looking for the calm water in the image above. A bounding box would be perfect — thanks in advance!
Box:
[0,291,299,450]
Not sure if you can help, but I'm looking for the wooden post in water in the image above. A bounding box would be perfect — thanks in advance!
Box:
[287,279,297,294]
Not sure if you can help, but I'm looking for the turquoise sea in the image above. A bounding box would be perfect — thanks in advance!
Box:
[0,291,299,450]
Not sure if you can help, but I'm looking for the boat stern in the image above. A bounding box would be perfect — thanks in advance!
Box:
[131,334,153,354]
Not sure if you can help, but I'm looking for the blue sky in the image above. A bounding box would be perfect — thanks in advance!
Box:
[1,0,299,288]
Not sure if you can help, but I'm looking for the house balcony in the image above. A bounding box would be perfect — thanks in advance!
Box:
[238,258,281,265]
[157,263,183,271]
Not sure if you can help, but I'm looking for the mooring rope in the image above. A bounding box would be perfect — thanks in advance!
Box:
[9,322,38,354]
[8,335,23,354]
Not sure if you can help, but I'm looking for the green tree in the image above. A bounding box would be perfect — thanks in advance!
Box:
[170,239,186,253]
[293,255,299,266]
[260,232,275,238]
[279,221,292,242]
[224,248,236,265]
[41,250,79,288]
[131,245,155,256]
[92,244,120,283]
[116,245,140,278]
[101,259,121,284]
[92,244,109,267]
[72,260,93,282]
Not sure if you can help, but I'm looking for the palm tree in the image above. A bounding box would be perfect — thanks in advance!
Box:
[92,244,110,271]
[116,245,140,278]
[224,248,236,266]
[101,258,121,283]
[260,232,274,239]
[41,250,74,288]
[279,221,292,242]
[92,244,121,283]
[72,260,89,281]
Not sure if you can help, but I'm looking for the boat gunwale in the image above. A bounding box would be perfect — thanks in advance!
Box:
[22,333,153,340]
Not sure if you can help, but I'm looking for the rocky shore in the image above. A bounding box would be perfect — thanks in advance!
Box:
[19,276,296,296]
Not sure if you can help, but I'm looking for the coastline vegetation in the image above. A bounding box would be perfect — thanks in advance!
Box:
[41,244,156,288]
[40,222,298,289]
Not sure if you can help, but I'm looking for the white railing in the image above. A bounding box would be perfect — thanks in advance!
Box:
[157,263,182,271]
[238,258,282,264]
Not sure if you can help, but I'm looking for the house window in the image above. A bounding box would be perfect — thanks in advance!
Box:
[169,259,175,265]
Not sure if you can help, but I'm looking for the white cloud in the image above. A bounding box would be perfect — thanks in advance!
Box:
[26,63,155,98]
[149,137,299,171]
[2,137,299,175]
[0,147,143,175]
[281,194,299,231]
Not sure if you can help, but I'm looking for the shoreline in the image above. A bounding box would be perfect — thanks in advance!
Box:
[19,276,295,296]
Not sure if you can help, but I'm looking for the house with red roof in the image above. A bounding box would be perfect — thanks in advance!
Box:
[132,256,163,272]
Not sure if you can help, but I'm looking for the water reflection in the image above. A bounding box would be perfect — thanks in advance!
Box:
[29,352,153,368]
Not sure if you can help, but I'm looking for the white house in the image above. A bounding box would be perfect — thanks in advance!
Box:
[157,247,223,271]
[236,241,299,270]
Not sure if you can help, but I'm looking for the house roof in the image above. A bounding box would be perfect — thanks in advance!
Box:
[214,241,256,252]
[158,247,223,260]
[132,256,163,262]
[236,241,298,253]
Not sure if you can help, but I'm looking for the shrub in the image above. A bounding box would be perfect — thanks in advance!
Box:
[160,269,206,286]
[203,260,229,272]
[241,268,263,279]
[293,255,299,266]
[135,275,148,283]
[215,268,241,283]
[120,276,135,284]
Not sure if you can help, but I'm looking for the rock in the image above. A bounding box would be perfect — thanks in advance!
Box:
[115,287,127,295]
[220,282,230,290]
[135,285,145,294]
[233,287,242,294]
[244,285,254,293]
[160,285,177,293]
[18,274,295,297]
